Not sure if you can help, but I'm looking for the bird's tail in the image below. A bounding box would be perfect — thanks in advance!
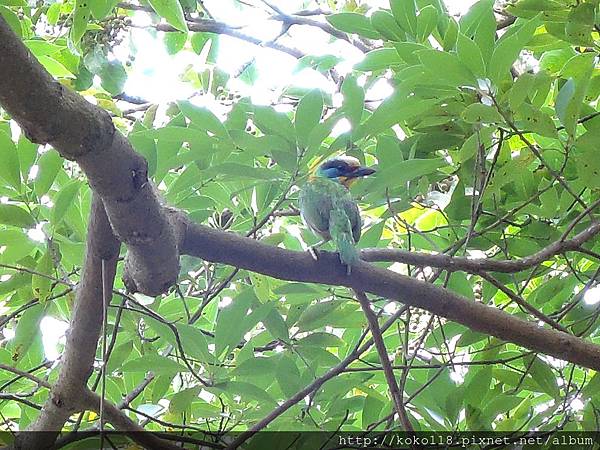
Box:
[329,207,359,270]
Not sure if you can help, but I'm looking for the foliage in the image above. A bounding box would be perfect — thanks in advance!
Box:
[0,0,600,443]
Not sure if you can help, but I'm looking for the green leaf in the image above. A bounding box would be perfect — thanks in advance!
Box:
[164,32,187,54]
[0,130,21,190]
[362,395,384,428]
[297,332,345,348]
[575,147,600,189]
[36,56,74,78]
[508,72,534,110]
[357,158,446,195]
[487,16,539,84]
[276,355,303,397]
[417,49,476,87]
[99,60,126,95]
[370,10,405,41]
[32,251,53,302]
[191,32,214,54]
[416,5,438,42]
[262,307,289,341]
[459,0,495,61]
[46,3,61,25]
[463,366,492,406]
[390,0,417,35]
[34,149,63,197]
[71,0,90,44]
[296,300,343,331]
[394,42,428,65]
[176,324,212,362]
[565,3,595,46]
[178,101,230,139]
[354,48,403,72]
[234,356,277,377]
[539,48,576,76]
[18,137,38,181]
[138,126,209,143]
[253,105,295,143]
[457,33,485,77]
[295,90,323,148]
[555,78,575,129]
[341,75,364,128]
[0,5,22,37]
[51,180,80,225]
[443,17,459,50]
[24,40,62,58]
[0,205,35,228]
[129,126,157,177]
[214,381,276,406]
[528,355,559,398]
[148,0,188,32]
[208,163,281,181]
[214,289,255,357]
[555,54,594,136]
[121,355,187,374]
[516,103,557,138]
[90,0,120,20]
[8,304,44,363]
[326,13,380,39]
[357,92,437,138]
[169,387,201,415]
[582,372,600,399]
[461,103,503,124]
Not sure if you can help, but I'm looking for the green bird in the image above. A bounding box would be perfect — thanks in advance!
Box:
[299,156,376,273]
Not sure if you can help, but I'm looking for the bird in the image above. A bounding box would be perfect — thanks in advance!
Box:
[299,155,376,274]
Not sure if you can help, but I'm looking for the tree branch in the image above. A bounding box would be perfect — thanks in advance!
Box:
[151,20,305,59]
[13,195,120,449]
[354,290,412,431]
[361,222,600,273]
[181,222,600,371]
[0,17,183,296]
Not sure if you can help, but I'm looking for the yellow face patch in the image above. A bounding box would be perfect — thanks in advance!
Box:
[338,176,358,188]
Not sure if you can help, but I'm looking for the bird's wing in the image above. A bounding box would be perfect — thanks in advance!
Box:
[299,181,332,239]
[342,198,362,243]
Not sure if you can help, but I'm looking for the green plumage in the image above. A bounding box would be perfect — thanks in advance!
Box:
[299,177,362,269]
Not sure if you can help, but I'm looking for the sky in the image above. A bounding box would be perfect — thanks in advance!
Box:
[118,0,481,106]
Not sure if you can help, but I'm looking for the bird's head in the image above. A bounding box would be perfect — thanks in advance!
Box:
[315,156,376,188]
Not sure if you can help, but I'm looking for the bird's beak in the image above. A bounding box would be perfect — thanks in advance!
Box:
[349,166,376,178]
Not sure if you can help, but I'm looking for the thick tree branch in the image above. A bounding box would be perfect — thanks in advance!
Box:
[0,17,182,296]
[181,222,600,371]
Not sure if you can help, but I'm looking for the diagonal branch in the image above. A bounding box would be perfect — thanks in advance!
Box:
[361,221,600,273]
[354,290,412,432]
[181,223,600,371]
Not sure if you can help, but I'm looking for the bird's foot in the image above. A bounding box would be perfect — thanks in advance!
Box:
[337,253,352,275]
